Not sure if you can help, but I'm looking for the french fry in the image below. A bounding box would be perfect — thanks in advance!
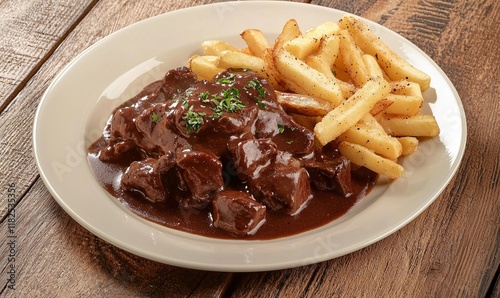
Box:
[275,91,334,116]
[305,55,357,99]
[339,29,371,87]
[189,16,440,180]
[398,137,419,155]
[377,114,440,137]
[305,35,357,98]
[273,48,344,106]
[362,54,385,78]
[339,15,431,91]
[217,50,265,70]
[339,141,404,179]
[339,123,402,159]
[261,48,287,91]
[216,50,281,89]
[303,21,341,38]
[390,80,422,97]
[369,98,393,116]
[314,76,390,145]
[316,34,341,66]
[240,29,270,58]
[274,19,301,51]
[305,54,335,79]
[188,55,224,80]
[284,21,340,60]
[382,94,423,116]
[359,113,385,131]
[201,40,241,56]
[331,53,352,83]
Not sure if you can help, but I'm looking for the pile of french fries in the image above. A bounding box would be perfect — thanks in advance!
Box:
[188,15,440,179]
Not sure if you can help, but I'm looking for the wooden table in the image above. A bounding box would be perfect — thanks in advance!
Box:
[1,0,498,297]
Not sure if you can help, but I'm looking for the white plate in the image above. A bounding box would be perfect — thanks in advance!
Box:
[33,1,466,272]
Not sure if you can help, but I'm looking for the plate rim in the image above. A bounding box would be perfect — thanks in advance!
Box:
[33,1,467,272]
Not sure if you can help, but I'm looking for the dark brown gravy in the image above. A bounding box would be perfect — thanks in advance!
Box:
[88,152,376,240]
[87,68,377,240]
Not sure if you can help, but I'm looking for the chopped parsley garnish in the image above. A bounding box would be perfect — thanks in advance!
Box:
[151,112,159,123]
[174,90,192,108]
[211,87,246,119]
[245,79,261,90]
[217,73,236,85]
[221,87,240,100]
[244,79,267,108]
[255,99,266,109]
[199,91,211,103]
[277,124,285,134]
[182,106,206,132]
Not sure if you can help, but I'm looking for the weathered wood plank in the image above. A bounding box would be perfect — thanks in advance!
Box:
[0,0,207,218]
[1,0,234,296]
[0,0,97,112]
[0,0,498,296]
[0,179,231,297]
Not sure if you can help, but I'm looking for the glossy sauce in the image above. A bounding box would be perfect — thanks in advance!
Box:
[88,151,376,239]
[88,68,377,240]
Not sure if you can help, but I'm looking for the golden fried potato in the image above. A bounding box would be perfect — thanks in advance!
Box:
[339,15,431,91]
[314,76,390,145]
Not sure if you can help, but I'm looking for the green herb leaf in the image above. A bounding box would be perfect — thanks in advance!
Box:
[221,87,240,100]
[182,106,206,132]
[217,73,236,85]
[199,91,210,103]
[244,79,267,108]
[211,87,246,119]
[255,99,266,109]
[151,112,159,123]
[278,124,285,134]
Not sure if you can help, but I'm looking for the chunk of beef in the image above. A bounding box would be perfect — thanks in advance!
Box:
[212,106,259,135]
[229,138,278,180]
[189,106,260,157]
[229,138,312,214]
[121,157,174,202]
[254,109,315,156]
[254,167,312,214]
[304,156,353,197]
[98,139,138,162]
[135,103,190,157]
[100,68,196,162]
[212,190,266,237]
[176,150,224,209]
[108,106,156,151]
[161,67,197,98]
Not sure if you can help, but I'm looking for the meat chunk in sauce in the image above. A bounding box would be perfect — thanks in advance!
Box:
[121,157,173,202]
[212,190,266,237]
[229,138,311,214]
[88,67,371,238]
[303,142,353,196]
[304,156,353,197]
[176,150,224,209]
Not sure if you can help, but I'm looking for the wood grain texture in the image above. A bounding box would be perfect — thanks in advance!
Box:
[0,0,498,297]
[0,0,207,218]
[0,0,97,112]
[1,0,229,295]
[0,179,231,297]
